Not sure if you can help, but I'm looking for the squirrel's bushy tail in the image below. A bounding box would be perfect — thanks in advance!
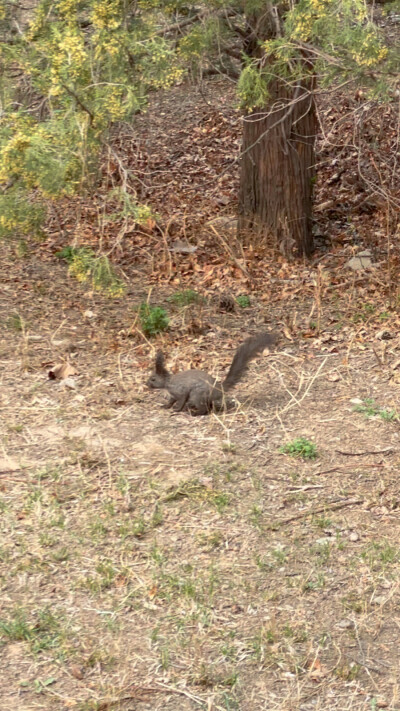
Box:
[222,332,275,391]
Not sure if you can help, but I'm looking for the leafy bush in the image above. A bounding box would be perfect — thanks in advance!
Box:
[139,304,169,336]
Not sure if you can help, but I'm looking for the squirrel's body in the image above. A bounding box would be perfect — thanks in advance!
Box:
[147,332,275,415]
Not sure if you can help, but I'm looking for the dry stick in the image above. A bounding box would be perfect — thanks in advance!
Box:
[96,434,113,487]
[208,225,250,280]
[153,681,205,706]
[269,497,364,529]
[345,655,384,677]
[275,356,328,416]
[156,217,174,277]
[96,689,163,711]
[371,345,385,368]
[269,360,305,410]
[335,447,394,457]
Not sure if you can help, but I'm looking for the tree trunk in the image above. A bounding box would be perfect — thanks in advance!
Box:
[238,8,317,257]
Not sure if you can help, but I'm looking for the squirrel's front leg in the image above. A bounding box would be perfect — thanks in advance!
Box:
[172,393,189,412]
[163,396,176,409]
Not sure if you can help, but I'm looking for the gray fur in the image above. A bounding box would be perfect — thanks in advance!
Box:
[147,332,275,416]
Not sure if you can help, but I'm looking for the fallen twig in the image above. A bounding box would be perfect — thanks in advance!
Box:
[270,497,364,528]
[335,448,394,457]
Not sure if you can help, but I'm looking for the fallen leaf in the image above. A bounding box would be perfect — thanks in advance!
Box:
[70,665,84,680]
[48,363,76,380]
[326,372,340,382]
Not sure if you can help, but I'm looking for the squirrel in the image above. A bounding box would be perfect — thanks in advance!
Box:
[147,332,275,416]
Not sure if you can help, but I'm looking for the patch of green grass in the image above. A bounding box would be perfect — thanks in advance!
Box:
[335,663,361,681]
[236,294,251,308]
[89,518,108,539]
[82,560,116,593]
[221,692,240,710]
[303,574,325,592]
[279,438,318,460]
[250,626,276,661]
[0,498,8,513]
[0,609,33,642]
[341,594,365,614]
[353,398,398,422]
[51,547,70,563]
[6,312,24,331]
[249,505,263,529]
[272,547,288,565]
[139,303,169,336]
[0,607,66,657]
[351,302,376,323]
[197,531,224,549]
[314,516,332,529]
[360,541,399,570]
[168,289,202,306]
[254,554,272,572]
[7,423,24,433]
[213,492,230,513]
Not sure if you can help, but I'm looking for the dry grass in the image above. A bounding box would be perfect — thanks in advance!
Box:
[2,243,400,711]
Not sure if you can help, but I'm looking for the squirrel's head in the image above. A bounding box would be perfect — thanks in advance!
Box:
[146,351,169,389]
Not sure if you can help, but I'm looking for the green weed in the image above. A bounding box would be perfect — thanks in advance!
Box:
[236,294,251,308]
[168,289,202,306]
[139,304,169,336]
[353,398,398,422]
[279,438,318,459]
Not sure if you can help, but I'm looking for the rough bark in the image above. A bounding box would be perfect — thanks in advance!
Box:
[238,6,317,257]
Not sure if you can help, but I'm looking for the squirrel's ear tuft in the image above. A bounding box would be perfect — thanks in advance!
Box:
[155,351,169,376]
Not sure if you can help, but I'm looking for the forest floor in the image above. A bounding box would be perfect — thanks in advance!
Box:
[1,76,400,711]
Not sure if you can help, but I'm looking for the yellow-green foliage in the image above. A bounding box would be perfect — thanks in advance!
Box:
[178,17,225,66]
[106,188,158,226]
[237,65,271,111]
[239,0,392,110]
[0,189,45,238]
[66,247,126,297]
[0,0,185,239]
[0,0,394,240]
[284,0,388,70]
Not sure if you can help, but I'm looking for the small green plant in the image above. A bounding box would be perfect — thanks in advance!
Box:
[168,289,202,306]
[6,312,24,331]
[213,492,230,513]
[139,304,169,336]
[250,505,263,529]
[272,547,288,565]
[353,398,398,422]
[279,438,318,460]
[236,294,251,308]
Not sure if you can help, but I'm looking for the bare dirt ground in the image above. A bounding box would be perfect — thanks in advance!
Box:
[1,80,400,711]
[3,247,400,711]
